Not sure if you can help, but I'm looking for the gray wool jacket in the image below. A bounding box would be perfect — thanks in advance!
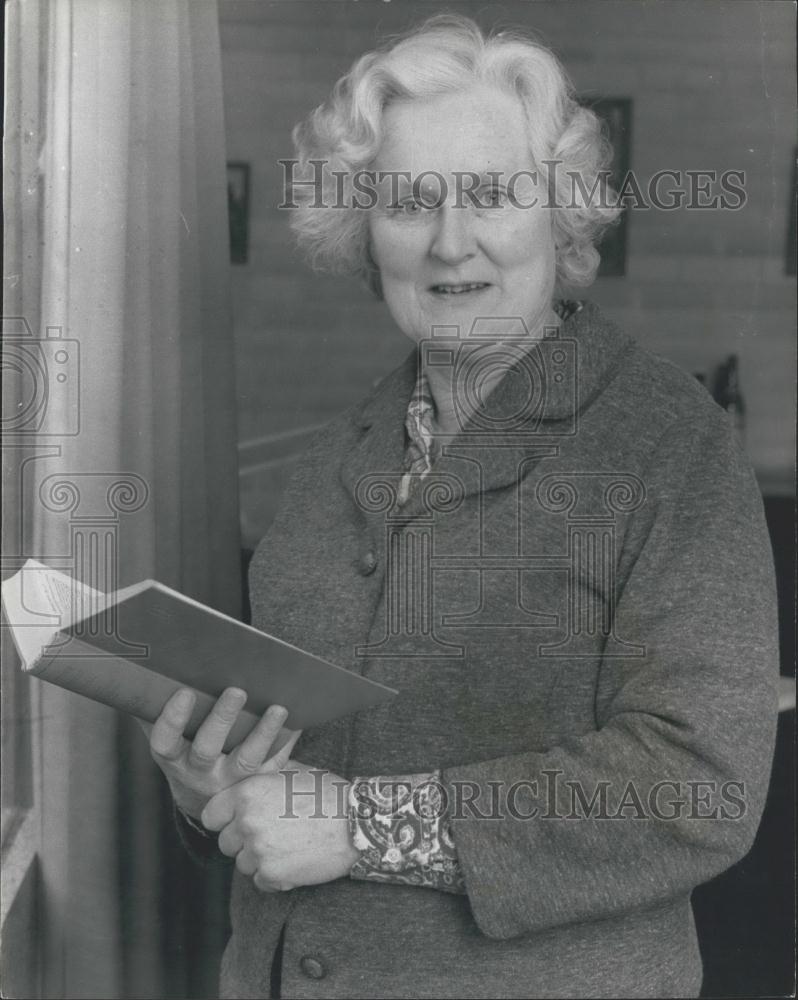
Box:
[207,302,778,999]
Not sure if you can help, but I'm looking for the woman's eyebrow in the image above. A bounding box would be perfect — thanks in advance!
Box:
[375,169,511,197]
[454,170,508,186]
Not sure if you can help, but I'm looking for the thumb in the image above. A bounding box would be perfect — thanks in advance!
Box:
[201,786,235,831]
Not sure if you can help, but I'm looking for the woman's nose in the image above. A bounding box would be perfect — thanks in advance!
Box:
[429,203,477,265]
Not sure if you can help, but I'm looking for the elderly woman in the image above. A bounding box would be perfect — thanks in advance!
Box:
[148,15,778,999]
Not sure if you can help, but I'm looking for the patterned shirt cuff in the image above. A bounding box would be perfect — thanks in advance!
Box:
[347,770,465,894]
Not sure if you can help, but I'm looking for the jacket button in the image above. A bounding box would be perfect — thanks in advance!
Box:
[300,955,327,980]
[359,550,378,575]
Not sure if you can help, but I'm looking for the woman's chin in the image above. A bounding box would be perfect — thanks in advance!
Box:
[413,288,498,335]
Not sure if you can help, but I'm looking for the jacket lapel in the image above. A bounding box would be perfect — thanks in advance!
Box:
[339,350,417,547]
[338,302,634,524]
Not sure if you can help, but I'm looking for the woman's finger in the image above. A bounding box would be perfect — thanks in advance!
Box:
[228,704,290,775]
[253,870,290,893]
[235,847,260,878]
[263,726,302,772]
[149,688,196,761]
[188,687,248,769]
[217,824,245,858]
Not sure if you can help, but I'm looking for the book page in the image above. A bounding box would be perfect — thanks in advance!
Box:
[40,571,79,620]
[1,559,105,668]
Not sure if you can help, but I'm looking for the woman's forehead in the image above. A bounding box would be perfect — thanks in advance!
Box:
[374,84,531,176]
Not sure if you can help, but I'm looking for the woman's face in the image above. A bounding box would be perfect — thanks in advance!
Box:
[368,83,557,346]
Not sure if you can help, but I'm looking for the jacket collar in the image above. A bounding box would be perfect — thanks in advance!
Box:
[340,301,633,520]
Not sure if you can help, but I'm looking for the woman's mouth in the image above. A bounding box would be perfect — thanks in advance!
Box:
[429,282,491,295]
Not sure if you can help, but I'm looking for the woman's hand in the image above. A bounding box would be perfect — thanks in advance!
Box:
[143,687,301,820]
[201,766,360,891]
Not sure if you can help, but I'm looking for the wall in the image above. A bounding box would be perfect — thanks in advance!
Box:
[218,0,796,547]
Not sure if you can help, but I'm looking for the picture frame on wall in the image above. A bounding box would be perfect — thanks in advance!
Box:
[227,161,250,265]
[582,97,633,277]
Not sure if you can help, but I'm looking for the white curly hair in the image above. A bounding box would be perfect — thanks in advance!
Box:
[289,13,620,296]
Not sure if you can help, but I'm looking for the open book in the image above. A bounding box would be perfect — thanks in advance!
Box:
[1,559,397,750]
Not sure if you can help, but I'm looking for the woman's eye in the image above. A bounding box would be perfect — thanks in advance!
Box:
[403,200,423,214]
[479,186,506,208]
[388,198,427,216]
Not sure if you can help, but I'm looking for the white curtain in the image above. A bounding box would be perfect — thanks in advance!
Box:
[3,1,239,995]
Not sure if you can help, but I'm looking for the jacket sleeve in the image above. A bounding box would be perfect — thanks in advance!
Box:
[442,414,780,939]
